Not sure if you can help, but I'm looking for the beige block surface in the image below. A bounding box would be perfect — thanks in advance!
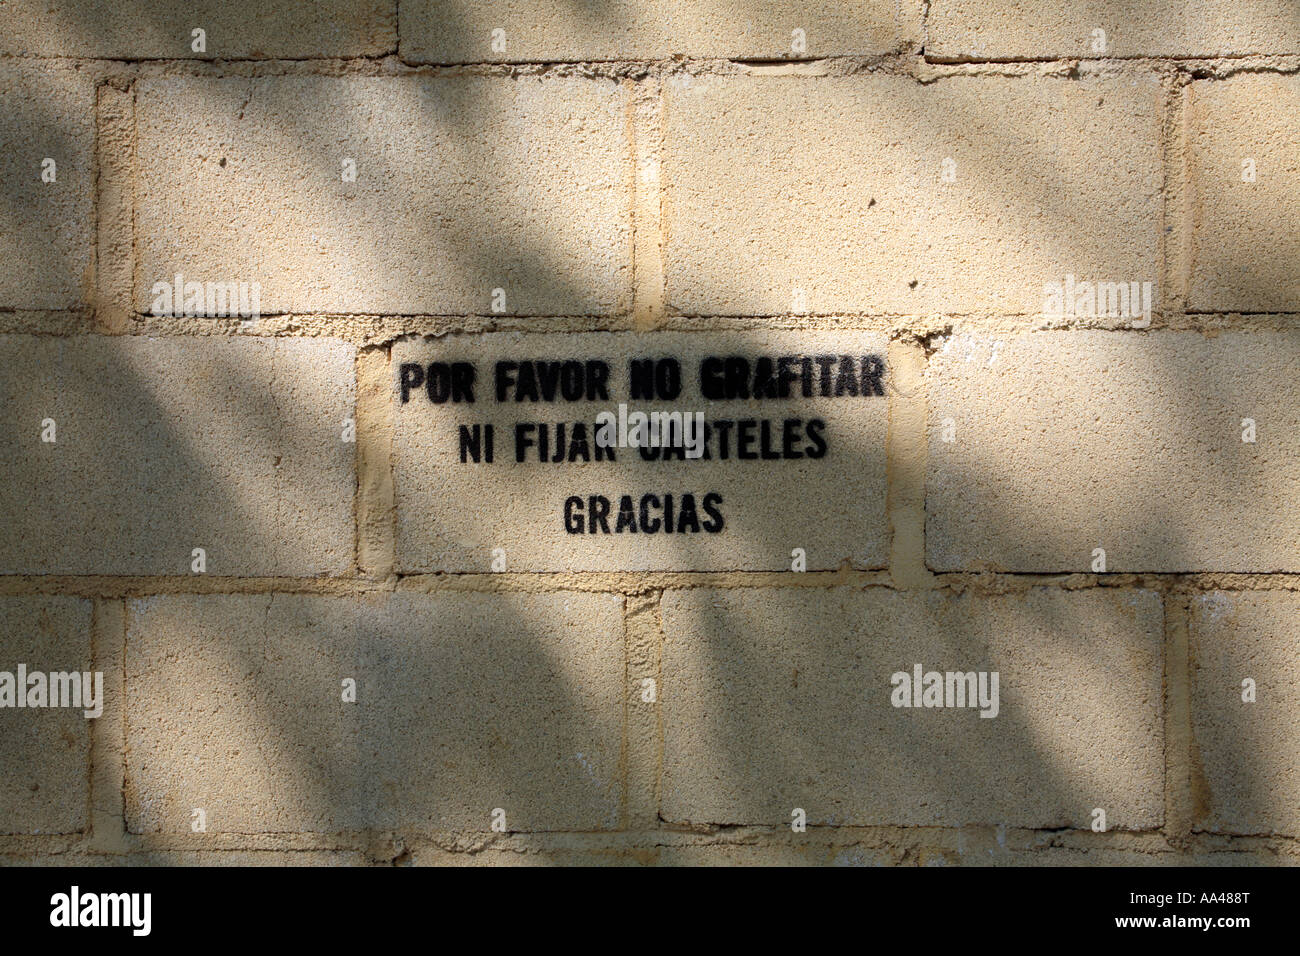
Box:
[392,330,889,572]
[0,0,395,58]
[401,0,921,62]
[0,597,93,835]
[1190,592,1300,836]
[660,587,1164,827]
[125,592,623,833]
[930,1,1300,59]
[1190,76,1300,312]
[927,331,1300,572]
[0,336,355,575]
[0,67,94,310]
[662,74,1162,316]
[135,76,631,316]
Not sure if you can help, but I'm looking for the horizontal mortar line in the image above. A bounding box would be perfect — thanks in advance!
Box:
[74,306,1300,317]
[3,827,1290,849]
[73,317,1300,342]
[118,315,647,328]
[929,571,1300,590]
[2,51,1291,75]
[14,313,1300,339]
[5,570,1300,598]
[0,52,400,65]
[395,570,892,589]
[105,311,1300,324]
[0,576,400,596]
[923,52,1300,66]
[0,571,889,596]
[0,824,1198,842]
[6,52,898,68]
[660,315,1186,327]
[1183,307,1300,316]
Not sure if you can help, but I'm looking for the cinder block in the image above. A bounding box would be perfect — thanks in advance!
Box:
[125,592,623,833]
[400,0,921,62]
[1190,76,1300,312]
[927,331,1300,572]
[0,66,94,310]
[0,336,355,575]
[660,587,1164,827]
[662,74,1162,315]
[0,596,93,834]
[930,1,1300,59]
[0,1,395,58]
[1190,592,1300,836]
[135,76,631,316]
[391,330,890,572]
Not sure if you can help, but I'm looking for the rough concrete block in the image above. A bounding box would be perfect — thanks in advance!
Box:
[927,331,1300,572]
[401,0,921,62]
[0,0,395,58]
[0,336,355,575]
[1190,76,1300,312]
[930,1,1300,59]
[0,596,93,834]
[392,330,889,572]
[1190,591,1300,836]
[662,74,1162,316]
[125,592,623,833]
[0,66,94,310]
[135,76,631,316]
[660,587,1164,827]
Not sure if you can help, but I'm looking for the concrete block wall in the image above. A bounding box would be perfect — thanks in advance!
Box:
[0,1,1297,866]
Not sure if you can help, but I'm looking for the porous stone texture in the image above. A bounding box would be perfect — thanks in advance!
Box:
[4,1,1298,868]
[124,592,624,833]
[661,74,1162,316]
[392,330,889,572]
[1190,592,1300,837]
[1189,75,1300,313]
[929,0,1300,59]
[0,0,396,58]
[0,336,355,575]
[401,0,921,62]
[135,76,631,317]
[0,597,93,835]
[0,66,94,311]
[927,331,1300,572]
[660,587,1165,828]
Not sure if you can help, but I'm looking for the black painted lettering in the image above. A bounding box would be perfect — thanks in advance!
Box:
[586,361,610,401]
[615,495,638,532]
[805,418,827,458]
[451,362,476,403]
[737,420,757,459]
[564,496,584,533]
[835,355,859,397]
[782,418,804,458]
[399,363,424,404]
[588,495,611,534]
[677,494,701,533]
[425,362,453,403]
[861,354,885,396]
[702,492,725,533]
[640,494,662,533]
[495,361,517,402]
[515,422,535,462]
[700,357,724,400]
